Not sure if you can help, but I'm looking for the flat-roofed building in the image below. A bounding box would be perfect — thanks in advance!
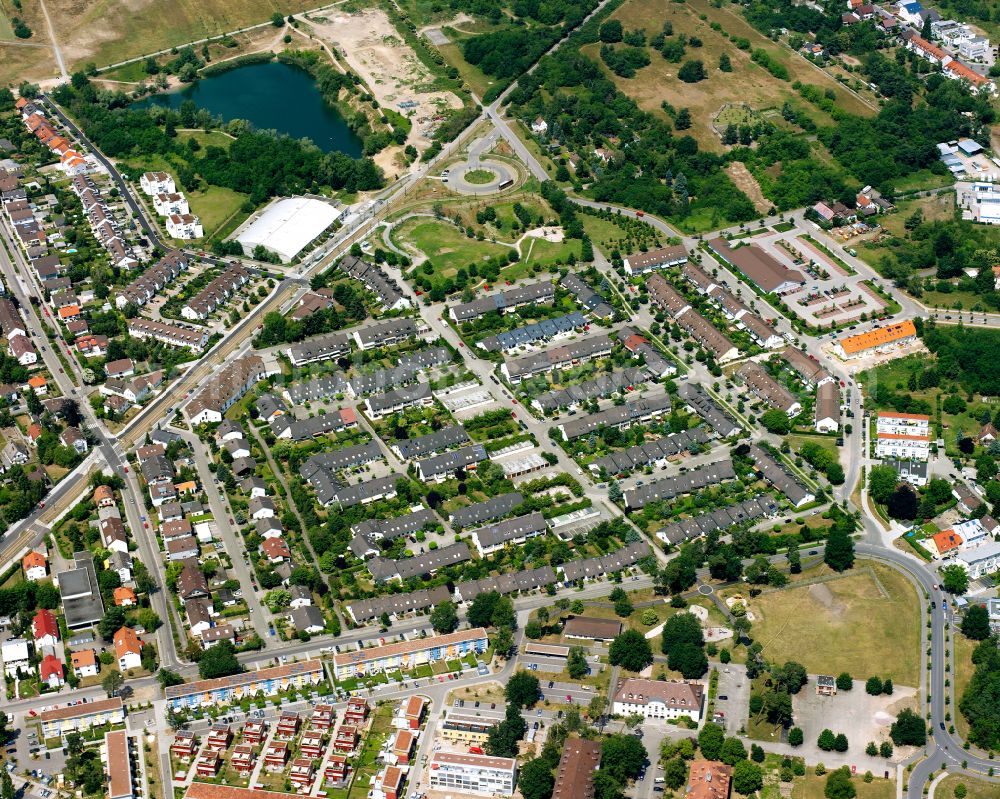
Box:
[441,712,494,744]
[333,629,488,679]
[612,678,704,722]
[428,751,517,796]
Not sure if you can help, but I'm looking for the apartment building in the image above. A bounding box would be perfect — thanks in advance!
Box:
[187,355,271,424]
[611,678,704,722]
[427,752,517,796]
[332,628,488,680]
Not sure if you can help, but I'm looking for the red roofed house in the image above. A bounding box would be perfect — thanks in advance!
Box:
[325,755,349,784]
[379,766,405,799]
[299,729,325,759]
[27,375,47,395]
[58,304,81,322]
[928,530,963,559]
[345,697,369,724]
[260,536,292,563]
[290,757,316,789]
[114,586,137,606]
[195,752,220,778]
[311,703,335,730]
[264,740,289,771]
[32,608,59,648]
[206,724,232,752]
[113,626,143,671]
[398,696,425,729]
[26,423,42,445]
[231,744,255,774]
[276,711,300,739]
[71,648,99,678]
[171,730,198,761]
[40,654,64,689]
[93,485,115,508]
[22,550,47,581]
[243,720,267,744]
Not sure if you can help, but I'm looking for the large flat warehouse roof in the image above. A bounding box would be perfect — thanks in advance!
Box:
[236,197,340,262]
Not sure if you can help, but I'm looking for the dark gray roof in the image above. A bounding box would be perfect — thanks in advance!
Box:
[392,425,469,461]
[59,552,105,629]
[346,584,452,623]
[748,444,814,507]
[623,458,737,509]
[329,474,403,509]
[449,492,524,529]
[354,318,418,348]
[286,331,352,366]
[286,373,350,404]
[656,495,776,545]
[561,541,650,582]
[289,605,326,631]
[351,508,438,541]
[479,311,588,353]
[559,393,672,440]
[365,382,433,415]
[450,280,554,322]
[503,333,614,381]
[534,367,648,412]
[560,272,614,318]
[591,427,711,477]
[676,382,741,437]
[349,347,451,396]
[455,565,557,601]
[471,511,547,550]
[367,542,471,582]
[416,444,488,480]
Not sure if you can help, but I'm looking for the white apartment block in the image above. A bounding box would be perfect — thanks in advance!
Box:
[153,193,189,216]
[875,433,930,461]
[166,214,203,240]
[140,172,175,196]
[876,412,930,436]
[427,752,516,796]
[958,541,1000,580]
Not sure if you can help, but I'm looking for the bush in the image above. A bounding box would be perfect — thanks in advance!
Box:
[678,60,706,83]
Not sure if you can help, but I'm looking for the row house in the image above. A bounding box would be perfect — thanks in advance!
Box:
[127,318,208,351]
[187,355,272,423]
[116,251,188,309]
[181,265,250,320]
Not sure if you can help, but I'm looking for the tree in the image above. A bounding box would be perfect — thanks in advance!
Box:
[818,729,836,751]
[867,465,898,505]
[750,744,764,763]
[961,604,991,640]
[593,770,623,799]
[836,673,853,691]
[674,108,692,130]
[663,757,688,790]
[271,11,285,26]
[834,733,849,752]
[98,607,126,641]
[698,722,725,760]
[720,737,747,765]
[669,642,708,678]
[599,20,623,42]
[493,625,514,657]
[890,708,927,746]
[601,734,647,783]
[886,484,918,520]
[760,409,791,434]
[468,590,502,627]
[661,612,704,654]
[953,784,966,799]
[825,768,857,799]
[567,647,589,679]
[157,669,184,688]
[506,671,540,708]
[941,564,970,595]
[609,629,653,672]
[774,661,807,694]
[198,641,241,679]
[788,727,804,747]
[825,524,855,572]
[732,761,763,795]
[865,742,878,756]
[519,757,555,799]
[1,771,13,799]
[430,601,459,634]
[102,670,124,698]
[719,52,733,72]
[879,741,893,758]
[865,676,883,695]
[678,59,706,83]
[487,704,527,757]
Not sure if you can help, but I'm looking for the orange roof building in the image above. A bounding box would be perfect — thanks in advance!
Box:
[114,586,137,606]
[113,626,143,669]
[27,375,47,390]
[70,649,98,675]
[836,320,917,359]
[929,530,963,559]
[93,484,115,506]
[686,761,732,799]
[58,304,81,320]
[22,550,47,579]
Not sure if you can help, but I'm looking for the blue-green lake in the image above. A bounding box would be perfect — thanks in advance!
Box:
[135,61,363,157]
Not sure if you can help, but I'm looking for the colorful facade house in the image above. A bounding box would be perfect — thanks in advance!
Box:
[332,629,488,680]
[164,660,325,711]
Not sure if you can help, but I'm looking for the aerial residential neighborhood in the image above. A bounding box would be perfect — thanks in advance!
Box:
[0,1,999,799]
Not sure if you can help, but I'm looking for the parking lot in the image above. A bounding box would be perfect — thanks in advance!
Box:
[715,665,752,735]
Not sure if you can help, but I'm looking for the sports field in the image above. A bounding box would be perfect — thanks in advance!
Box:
[748,561,920,685]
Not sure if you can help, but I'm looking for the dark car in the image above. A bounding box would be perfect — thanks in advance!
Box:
[940,722,946,731]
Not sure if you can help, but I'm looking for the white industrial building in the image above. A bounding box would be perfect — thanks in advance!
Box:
[235,197,341,262]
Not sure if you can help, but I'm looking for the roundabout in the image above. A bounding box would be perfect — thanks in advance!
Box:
[446,158,516,194]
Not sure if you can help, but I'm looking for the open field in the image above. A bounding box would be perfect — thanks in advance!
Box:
[185,185,248,239]
[953,634,976,740]
[791,774,894,799]
[0,5,15,41]
[936,774,1000,799]
[394,217,512,276]
[748,560,921,685]
[48,0,322,72]
[586,0,874,152]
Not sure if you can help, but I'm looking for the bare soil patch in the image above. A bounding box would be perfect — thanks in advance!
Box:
[726,161,770,213]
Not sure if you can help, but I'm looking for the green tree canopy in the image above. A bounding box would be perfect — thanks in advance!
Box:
[609,629,654,672]
[506,670,541,708]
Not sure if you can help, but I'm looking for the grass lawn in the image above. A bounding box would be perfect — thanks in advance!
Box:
[591,0,873,153]
[465,168,497,185]
[890,169,955,194]
[436,42,496,98]
[953,633,976,740]
[581,213,665,255]
[936,774,999,799]
[395,218,512,277]
[177,130,237,150]
[791,773,894,799]
[0,7,15,41]
[748,560,921,685]
[521,236,581,267]
[185,184,249,239]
